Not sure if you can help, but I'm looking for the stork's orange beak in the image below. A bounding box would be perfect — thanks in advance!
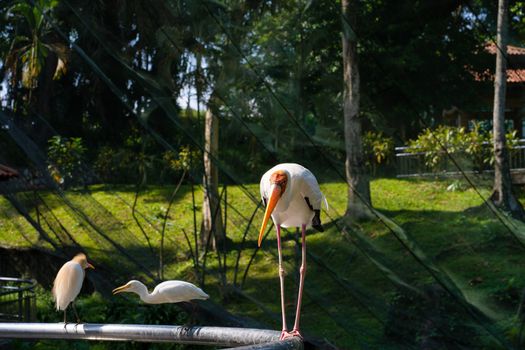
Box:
[258,185,281,247]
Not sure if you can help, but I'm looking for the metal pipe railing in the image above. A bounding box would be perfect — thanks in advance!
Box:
[0,323,303,349]
[0,278,36,322]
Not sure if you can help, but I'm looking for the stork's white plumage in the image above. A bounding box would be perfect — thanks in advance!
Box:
[112,280,209,304]
[52,253,94,323]
[258,163,326,340]
[259,163,325,234]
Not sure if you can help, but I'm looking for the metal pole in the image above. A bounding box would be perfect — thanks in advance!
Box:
[231,338,303,350]
[0,323,302,349]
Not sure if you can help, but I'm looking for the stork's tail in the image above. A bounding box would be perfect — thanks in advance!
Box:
[312,210,324,232]
[323,195,329,211]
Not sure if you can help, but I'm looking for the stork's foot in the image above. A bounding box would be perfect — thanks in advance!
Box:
[280,330,302,340]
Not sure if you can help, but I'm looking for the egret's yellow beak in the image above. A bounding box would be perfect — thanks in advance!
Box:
[87,263,95,270]
[112,284,129,295]
[258,185,281,247]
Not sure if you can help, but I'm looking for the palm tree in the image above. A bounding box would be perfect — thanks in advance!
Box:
[4,0,68,101]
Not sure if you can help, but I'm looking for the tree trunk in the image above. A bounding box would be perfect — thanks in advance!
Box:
[491,0,525,220]
[201,99,225,250]
[342,0,373,220]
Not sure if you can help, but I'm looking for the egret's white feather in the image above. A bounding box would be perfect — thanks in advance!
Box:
[114,280,209,304]
[52,261,84,310]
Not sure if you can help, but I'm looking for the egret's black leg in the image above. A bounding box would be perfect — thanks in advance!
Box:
[72,302,81,323]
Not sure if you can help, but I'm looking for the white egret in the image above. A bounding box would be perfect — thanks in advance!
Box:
[52,253,94,323]
[112,280,209,304]
[258,163,326,339]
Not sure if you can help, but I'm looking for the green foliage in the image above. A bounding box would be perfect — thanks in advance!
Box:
[446,179,467,192]
[5,0,67,90]
[463,122,492,172]
[47,135,87,186]
[510,1,525,41]
[408,124,519,173]
[363,131,394,175]
[93,146,119,183]
[93,143,201,184]
[162,146,201,172]
[407,125,467,171]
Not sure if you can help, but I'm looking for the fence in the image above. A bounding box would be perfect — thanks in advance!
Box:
[0,278,302,349]
[0,323,303,349]
[0,277,36,322]
[395,139,525,178]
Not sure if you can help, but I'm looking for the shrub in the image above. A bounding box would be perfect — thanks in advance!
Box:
[407,124,519,173]
[93,146,138,184]
[407,125,467,172]
[161,146,201,184]
[162,146,201,173]
[363,131,394,175]
[47,136,87,187]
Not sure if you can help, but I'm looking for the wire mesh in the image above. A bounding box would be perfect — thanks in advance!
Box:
[1,1,525,349]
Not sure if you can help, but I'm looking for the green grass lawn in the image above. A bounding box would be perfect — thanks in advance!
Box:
[2,178,525,349]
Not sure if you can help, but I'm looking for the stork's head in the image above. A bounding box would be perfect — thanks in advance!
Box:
[258,170,288,247]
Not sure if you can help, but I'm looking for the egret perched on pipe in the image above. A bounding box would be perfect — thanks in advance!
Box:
[112,280,209,304]
[258,163,326,340]
[52,253,94,323]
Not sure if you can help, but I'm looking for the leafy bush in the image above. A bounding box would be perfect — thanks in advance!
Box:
[463,122,492,173]
[161,146,201,184]
[93,146,137,184]
[94,145,201,184]
[407,124,518,173]
[163,146,201,173]
[47,136,87,186]
[363,131,394,175]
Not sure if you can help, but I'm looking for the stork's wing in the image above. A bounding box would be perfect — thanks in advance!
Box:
[299,171,324,210]
[259,169,272,203]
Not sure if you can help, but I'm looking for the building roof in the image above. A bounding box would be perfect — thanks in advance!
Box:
[0,164,19,181]
[508,69,525,83]
[471,43,525,83]
[485,42,525,56]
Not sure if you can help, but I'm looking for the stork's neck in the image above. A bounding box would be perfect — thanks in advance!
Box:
[134,283,155,303]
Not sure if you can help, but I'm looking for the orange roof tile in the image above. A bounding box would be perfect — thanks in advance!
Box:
[0,164,19,181]
[485,42,525,56]
[507,69,525,83]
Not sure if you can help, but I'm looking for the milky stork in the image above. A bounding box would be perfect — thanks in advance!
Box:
[258,163,326,339]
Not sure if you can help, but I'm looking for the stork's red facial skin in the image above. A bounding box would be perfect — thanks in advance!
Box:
[258,171,289,247]
[270,171,288,194]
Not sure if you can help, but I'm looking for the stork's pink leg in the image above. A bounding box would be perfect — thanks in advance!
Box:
[290,224,306,338]
[276,225,289,339]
